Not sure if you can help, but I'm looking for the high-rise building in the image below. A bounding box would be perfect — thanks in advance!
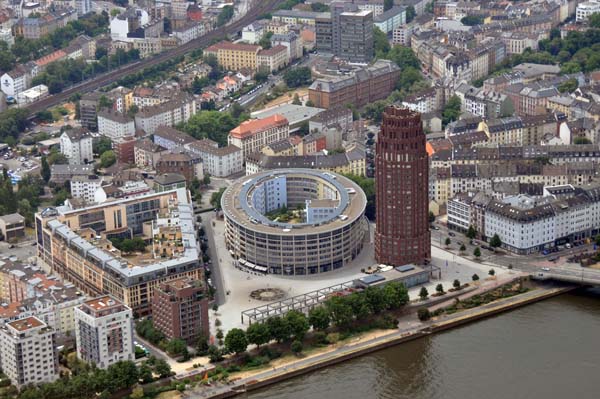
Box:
[74,296,134,369]
[315,1,374,63]
[0,316,59,389]
[152,278,209,345]
[375,107,430,266]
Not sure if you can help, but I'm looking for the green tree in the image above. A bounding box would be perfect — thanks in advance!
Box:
[93,137,112,155]
[490,234,502,248]
[473,247,481,258]
[419,286,429,300]
[453,279,461,290]
[406,5,416,22]
[291,340,303,355]
[325,296,354,329]
[460,15,483,26]
[308,306,330,331]
[429,211,435,223]
[259,31,274,49]
[210,187,226,209]
[100,150,116,168]
[435,284,445,295]
[246,322,270,348]
[130,387,145,399]
[216,5,234,27]
[445,237,451,246]
[224,328,248,354]
[472,273,480,281]
[47,151,68,165]
[165,338,187,357]
[460,244,466,252]
[381,281,409,309]
[154,358,172,378]
[285,310,310,340]
[558,78,578,93]
[442,95,462,127]
[292,93,302,105]
[489,269,496,276]
[373,27,390,56]
[41,156,50,182]
[207,345,223,363]
[266,316,291,343]
[466,225,477,239]
[283,67,312,88]
[574,137,592,144]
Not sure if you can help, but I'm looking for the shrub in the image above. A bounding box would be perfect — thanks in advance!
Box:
[313,331,328,346]
[326,332,340,344]
[417,308,431,321]
[291,340,303,355]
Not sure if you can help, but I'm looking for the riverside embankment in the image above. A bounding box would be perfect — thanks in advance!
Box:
[184,281,574,399]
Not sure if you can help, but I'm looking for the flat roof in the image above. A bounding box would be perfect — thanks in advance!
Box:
[221,169,366,235]
[7,316,44,332]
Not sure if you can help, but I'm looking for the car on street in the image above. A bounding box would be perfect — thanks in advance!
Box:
[448,232,456,237]
[549,256,559,262]
[541,267,551,271]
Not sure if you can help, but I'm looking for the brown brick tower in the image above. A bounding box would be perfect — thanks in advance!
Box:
[375,106,430,266]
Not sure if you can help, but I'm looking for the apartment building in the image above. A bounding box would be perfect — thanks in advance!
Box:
[74,296,134,369]
[228,114,290,159]
[70,175,104,204]
[576,0,600,21]
[0,317,59,389]
[155,151,204,183]
[60,128,94,165]
[0,213,25,242]
[97,110,136,142]
[35,189,203,315]
[134,95,197,135]
[204,41,261,71]
[152,279,209,345]
[153,126,196,150]
[134,139,167,168]
[184,139,243,177]
[257,45,290,73]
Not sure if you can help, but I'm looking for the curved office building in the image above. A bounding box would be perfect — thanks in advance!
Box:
[222,169,368,275]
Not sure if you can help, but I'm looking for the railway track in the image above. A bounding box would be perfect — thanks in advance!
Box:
[25,0,283,115]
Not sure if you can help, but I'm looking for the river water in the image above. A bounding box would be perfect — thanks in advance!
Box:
[244,289,600,399]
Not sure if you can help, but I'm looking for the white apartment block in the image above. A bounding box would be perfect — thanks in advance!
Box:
[97,111,136,141]
[0,317,59,389]
[134,96,197,135]
[576,0,600,21]
[184,140,243,177]
[1,67,30,98]
[74,296,134,369]
[70,176,104,204]
[481,184,600,254]
[60,128,94,165]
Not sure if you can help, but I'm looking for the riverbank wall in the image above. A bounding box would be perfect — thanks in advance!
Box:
[187,283,574,398]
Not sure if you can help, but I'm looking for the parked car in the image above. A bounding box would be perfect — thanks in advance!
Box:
[448,232,456,237]
[549,256,559,262]
[541,267,551,271]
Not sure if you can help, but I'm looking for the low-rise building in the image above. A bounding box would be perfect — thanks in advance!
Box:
[134,95,197,135]
[50,164,96,185]
[0,213,25,242]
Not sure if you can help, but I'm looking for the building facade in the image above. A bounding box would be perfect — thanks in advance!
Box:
[152,279,209,345]
[228,115,290,159]
[375,107,430,266]
[60,128,94,165]
[74,296,134,369]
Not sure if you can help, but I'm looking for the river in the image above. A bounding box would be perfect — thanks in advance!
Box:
[244,289,600,399]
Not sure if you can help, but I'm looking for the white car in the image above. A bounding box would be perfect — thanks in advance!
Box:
[541,267,550,272]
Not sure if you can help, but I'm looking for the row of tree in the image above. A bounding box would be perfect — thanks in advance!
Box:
[32,48,140,94]
[1,12,110,73]
[180,109,248,147]
[16,357,170,399]
[0,171,45,226]
[218,282,409,357]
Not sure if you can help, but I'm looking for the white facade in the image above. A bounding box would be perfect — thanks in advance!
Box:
[1,71,28,98]
[134,98,197,135]
[576,0,600,21]
[173,23,203,44]
[74,296,134,369]
[60,129,94,165]
[242,23,264,44]
[70,176,104,204]
[76,0,92,16]
[0,317,59,389]
[98,112,136,141]
[447,195,471,231]
[184,142,244,177]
